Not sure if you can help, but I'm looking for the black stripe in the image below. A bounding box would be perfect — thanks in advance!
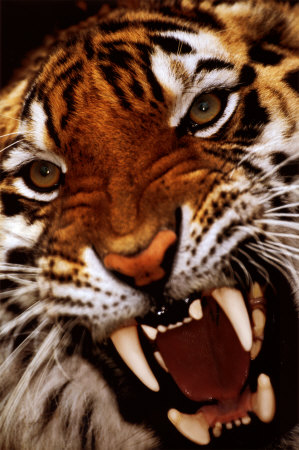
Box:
[135,42,151,67]
[105,48,134,70]
[234,89,269,140]
[55,60,83,84]
[99,64,132,110]
[60,73,83,129]
[241,159,264,177]
[130,79,144,99]
[79,399,94,450]
[249,43,284,66]
[56,53,70,67]
[43,97,61,147]
[6,247,35,266]
[238,64,256,87]
[84,35,95,60]
[1,192,25,216]
[21,85,37,119]
[159,7,223,30]
[284,70,299,94]
[142,64,164,103]
[42,382,70,427]
[195,58,234,74]
[151,35,193,54]
[99,19,196,34]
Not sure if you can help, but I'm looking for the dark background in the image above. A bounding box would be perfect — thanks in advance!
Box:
[0,0,115,88]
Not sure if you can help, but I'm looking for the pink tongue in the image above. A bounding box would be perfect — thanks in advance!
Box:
[156,297,250,402]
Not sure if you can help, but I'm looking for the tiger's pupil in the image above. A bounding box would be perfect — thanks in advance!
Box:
[40,165,51,177]
[198,101,210,112]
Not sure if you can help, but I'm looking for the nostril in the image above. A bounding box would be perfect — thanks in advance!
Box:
[103,230,177,287]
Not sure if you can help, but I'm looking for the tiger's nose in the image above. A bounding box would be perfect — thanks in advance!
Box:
[103,230,177,286]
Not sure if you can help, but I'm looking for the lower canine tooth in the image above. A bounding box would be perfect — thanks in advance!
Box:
[168,409,210,445]
[189,299,203,320]
[252,374,276,423]
[250,340,262,360]
[252,309,266,337]
[250,282,264,299]
[111,325,160,392]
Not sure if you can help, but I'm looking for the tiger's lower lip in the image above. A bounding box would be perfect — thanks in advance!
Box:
[110,282,272,445]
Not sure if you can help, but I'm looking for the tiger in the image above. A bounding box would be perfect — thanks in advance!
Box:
[0,0,298,448]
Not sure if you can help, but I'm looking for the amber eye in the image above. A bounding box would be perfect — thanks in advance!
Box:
[29,160,61,190]
[189,93,222,125]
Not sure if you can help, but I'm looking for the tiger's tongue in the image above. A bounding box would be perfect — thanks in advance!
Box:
[156,299,250,402]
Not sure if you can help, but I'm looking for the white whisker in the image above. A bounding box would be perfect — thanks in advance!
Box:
[0,138,25,153]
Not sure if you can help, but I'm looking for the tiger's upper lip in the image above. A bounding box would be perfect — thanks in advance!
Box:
[109,283,274,445]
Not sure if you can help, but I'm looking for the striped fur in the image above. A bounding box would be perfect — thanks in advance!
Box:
[0,1,298,448]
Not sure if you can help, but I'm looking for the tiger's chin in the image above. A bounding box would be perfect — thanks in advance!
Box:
[103,273,297,448]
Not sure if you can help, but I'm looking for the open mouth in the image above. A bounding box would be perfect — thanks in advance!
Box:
[110,283,276,446]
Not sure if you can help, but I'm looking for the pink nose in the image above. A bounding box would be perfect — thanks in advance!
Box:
[103,230,177,286]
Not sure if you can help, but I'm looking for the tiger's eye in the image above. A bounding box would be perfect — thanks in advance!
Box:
[29,160,61,189]
[189,93,222,125]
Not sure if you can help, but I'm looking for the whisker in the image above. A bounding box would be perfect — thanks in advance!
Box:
[0,113,22,123]
[0,302,45,339]
[0,138,25,153]
[266,202,299,213]
[256,218,299,231]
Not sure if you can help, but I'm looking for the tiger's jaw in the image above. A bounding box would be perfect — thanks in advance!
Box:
[109,283,276,446]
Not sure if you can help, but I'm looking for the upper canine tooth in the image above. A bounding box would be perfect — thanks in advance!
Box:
[252,373,276,423]
[168,409,210,445]
[141,324,158,340]
[189,299,203,320]
[111,325,160,392]
[212,287,252,352]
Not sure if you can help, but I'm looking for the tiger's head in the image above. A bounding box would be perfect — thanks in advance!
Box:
[0,0,298,448]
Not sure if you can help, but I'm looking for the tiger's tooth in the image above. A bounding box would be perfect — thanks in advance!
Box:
[241,415,251,425]
[141,324,158,340]
[250,340,262,360]
[154,351,168,372]
[252,309,266,337]
[212,422,222,437]
[212,287,252,352]
[183,317,192,324]
[251,308,266,359]
[168,409,210,445]
[252,374,276,423]
[250,282,263,299]
[157,325,167,333]
[111,325,160,392]
[189,299,203,320]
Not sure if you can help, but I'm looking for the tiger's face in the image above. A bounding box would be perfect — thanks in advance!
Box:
[0,1,298,449]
